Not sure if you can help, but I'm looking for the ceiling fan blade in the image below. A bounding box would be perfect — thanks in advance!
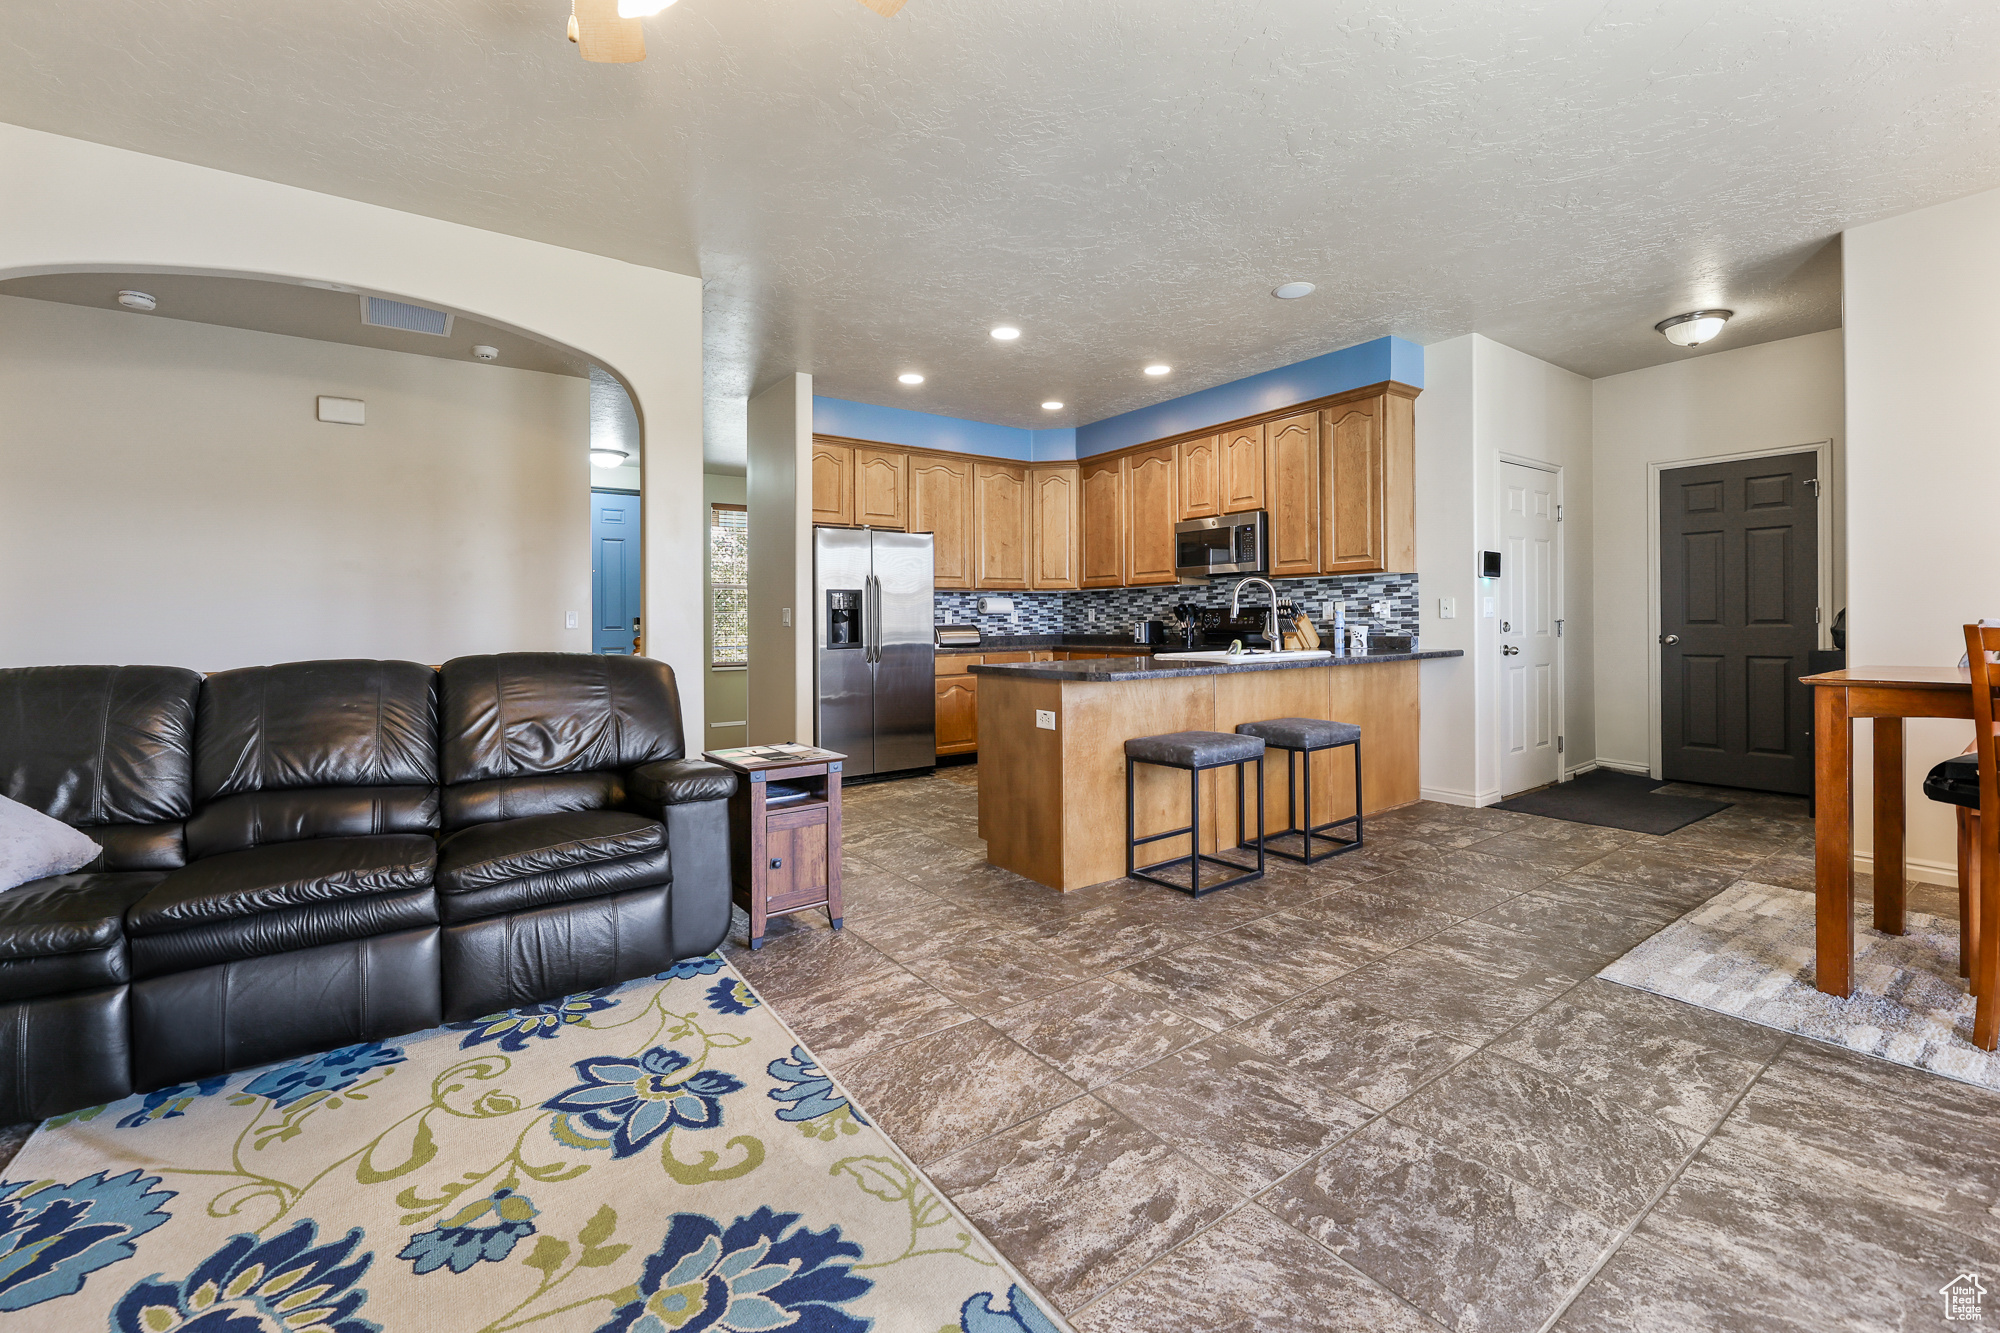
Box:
[853,0,907,15]
[571,0,645,62]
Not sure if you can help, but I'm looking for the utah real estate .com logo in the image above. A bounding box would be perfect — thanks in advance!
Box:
[1943,1273,1986,1322]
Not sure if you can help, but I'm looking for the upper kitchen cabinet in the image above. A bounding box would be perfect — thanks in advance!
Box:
[1125,445,1179,585]
[1321,389,1417,574]
[1264,412,1320,578]
[855,447,906,529]
[1079,456,1125,588]
[1177,434,1220,520]
[1220,425,1265,514]
[810,439,854,527]
[972,462,1030,589]
[908,452,974,589]
[1028,465,1080,589]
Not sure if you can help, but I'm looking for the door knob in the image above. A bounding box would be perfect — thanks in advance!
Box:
[1502,645,1520,656]
[1659,634,1680,645]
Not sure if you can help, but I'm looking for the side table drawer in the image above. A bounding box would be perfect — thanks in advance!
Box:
[765,804,831,911]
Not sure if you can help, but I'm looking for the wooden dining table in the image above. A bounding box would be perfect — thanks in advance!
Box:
[1804,666,1986,995]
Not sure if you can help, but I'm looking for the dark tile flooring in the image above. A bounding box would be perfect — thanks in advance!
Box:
[727,767,1997,1332]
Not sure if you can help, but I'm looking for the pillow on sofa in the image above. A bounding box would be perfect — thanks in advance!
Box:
[0,793,101,891]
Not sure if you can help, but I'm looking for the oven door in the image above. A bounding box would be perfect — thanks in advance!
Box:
[1174,513,1265,579]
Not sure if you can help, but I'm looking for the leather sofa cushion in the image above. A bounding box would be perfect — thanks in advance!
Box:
[187,785,440,859]
[130,887,438,978]
[629,759,737,807]
[0,871,162,1002]
[442,772,623,832]
[130,834,437,936]
[440,654,684,785]
[1926,754,1980,810]
[436,811,666,895]
[1,665,202,868]
[438,845,671,924]
[197,660,439,803]
[79,823,186,872]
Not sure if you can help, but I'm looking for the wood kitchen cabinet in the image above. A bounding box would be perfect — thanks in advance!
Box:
[1264,412,1320,578]
[1124,446,1179,585]
[935,676,978,755]
[1178,434,1220,519]
[972,462,1029,589]
[1028,464,1080,589]
[908,453,974,590]
[854,447,906,529]
[1321,389,1417,574]
[810,440,854,527]
[1080,456,1125,588]
[1221,425,1265,514]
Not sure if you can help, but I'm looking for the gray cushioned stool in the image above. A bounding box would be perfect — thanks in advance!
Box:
[1124,731,1265,897]
[1235,716,1363,863]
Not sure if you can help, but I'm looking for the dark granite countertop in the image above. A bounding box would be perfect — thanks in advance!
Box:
[968,649,1462,681]
[933,635,1163,656]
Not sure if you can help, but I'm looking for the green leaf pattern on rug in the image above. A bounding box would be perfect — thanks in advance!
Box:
[834,1156,998,1271]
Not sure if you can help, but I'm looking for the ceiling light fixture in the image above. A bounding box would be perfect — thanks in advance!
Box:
[990,326,1021,341]
[1654,309,1733,348]
[898,372,925,385]
[1272,282,1316,300]
[616,0,676,15]
[1041,401,1063,411]
[590,448,631,467]
[1144,364,1171,376]
[116,290,157,311]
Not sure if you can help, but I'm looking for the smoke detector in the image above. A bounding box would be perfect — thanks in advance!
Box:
[472,345,499,362]
[116,290,157,311]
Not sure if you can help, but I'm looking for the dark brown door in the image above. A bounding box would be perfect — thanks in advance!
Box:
[1659,452,1818,794]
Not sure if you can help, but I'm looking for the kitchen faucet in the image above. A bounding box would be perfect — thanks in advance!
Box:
[1229,577,1282,649]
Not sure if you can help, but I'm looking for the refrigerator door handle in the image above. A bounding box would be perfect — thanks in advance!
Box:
[866,574,880,663]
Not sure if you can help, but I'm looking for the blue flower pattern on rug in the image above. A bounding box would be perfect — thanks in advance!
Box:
[545,1048,747,1156]
[657,955,725,981]
[767,1048,867,1126]
[0,1170,176,1312]
[960,1285,1062,1333]
[108,1220,379,1333]
[448,990,620,1052]
[397,1187,539,1275]
[241,1042,406,1109]
[707,978,759,1015]
[596,1206,872,1333]
[115,1077,229,1130]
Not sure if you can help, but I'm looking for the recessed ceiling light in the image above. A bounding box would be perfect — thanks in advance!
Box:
[1273,282,1316,299]
[898,372,925,385]
[990,326,1021,341]
[1041,401,1063,411]
[590,449,631,467]
[116,290,157,311]
[1654,309,1733,348]
[1144,364,1171,376]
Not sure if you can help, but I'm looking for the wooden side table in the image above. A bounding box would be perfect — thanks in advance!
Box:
[703,746,846,950]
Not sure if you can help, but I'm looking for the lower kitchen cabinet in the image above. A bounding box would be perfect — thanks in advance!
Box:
[935,675,978,755]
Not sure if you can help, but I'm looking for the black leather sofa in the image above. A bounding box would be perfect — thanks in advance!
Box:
[0,653,735,1123]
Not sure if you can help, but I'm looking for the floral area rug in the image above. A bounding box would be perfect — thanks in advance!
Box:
[1600,880,2000,1091]
[0,956,1066,1333]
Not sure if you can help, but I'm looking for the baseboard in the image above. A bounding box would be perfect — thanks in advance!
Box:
[1563,761,1599,780]
[1593,757,1653,776]
[1851,851,1960,890]
[1420,785,1479,808]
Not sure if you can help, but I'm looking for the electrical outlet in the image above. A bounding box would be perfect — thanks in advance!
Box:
[565,611,578,630]
[1034,709,1057,731]
[1438,597,1456,619]
[1322,600,1344,618]
[1370,600,1394,620]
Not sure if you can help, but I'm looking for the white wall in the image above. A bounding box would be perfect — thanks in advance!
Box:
[1414,336,1480,802]
[1845,186,2000,882]
[1,296,589,667]
[745,374,814,744]
[1588,330,1845,777]
[0,124,706,713]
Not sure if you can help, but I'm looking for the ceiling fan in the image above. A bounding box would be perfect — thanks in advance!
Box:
[568,0,904,63]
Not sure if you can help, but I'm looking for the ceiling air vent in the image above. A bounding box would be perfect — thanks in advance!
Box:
[360,295,453,336]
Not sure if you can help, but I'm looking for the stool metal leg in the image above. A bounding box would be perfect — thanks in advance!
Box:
[1188,764,1201,896]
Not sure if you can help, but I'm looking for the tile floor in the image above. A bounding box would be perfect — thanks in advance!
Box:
[726,764,2000,1332]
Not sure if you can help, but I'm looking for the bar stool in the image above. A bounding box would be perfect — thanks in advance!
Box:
[1124,731,1266,896]
[1234,717,1363,863]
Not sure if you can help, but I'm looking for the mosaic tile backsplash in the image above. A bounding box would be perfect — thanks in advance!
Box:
[933,573,1420,645]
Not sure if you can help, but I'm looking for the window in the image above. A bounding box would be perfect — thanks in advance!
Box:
[709,503,748,666]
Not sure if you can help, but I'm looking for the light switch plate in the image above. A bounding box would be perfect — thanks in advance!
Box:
[1034,709,1056,731]
[782,608,792,627]
[1322,600,1344,618]
[1438,597,1456,619]
[1483,597,1496,618]
[565,611,578,629]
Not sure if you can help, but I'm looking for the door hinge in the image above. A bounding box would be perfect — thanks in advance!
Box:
[1556,504,1563,520]
[1805,477,1820,497]
[1556,618,1564,638]
[1815,606,1821,624]
[1558,736,1565,753]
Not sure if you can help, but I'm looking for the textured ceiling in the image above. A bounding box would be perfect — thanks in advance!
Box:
[3,0,1996,471]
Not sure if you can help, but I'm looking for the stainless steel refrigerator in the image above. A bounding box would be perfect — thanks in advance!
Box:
[814,527,935,777]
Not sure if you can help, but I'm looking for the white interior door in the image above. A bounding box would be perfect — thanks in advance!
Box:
[1500,460,1561,796]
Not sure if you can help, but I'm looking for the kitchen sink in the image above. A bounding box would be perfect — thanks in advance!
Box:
[1149,649,1335,663]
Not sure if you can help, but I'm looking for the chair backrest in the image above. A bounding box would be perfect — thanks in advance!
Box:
[438,653,684,830]
[0,665,204,870]
[1968,623,2000,834]
[185,659,441,858]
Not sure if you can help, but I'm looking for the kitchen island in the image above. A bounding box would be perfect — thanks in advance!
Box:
[969,649,1462,891]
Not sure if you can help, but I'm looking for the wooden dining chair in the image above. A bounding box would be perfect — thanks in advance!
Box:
[1964,622,2000,1049]
[1925,740,1982,987]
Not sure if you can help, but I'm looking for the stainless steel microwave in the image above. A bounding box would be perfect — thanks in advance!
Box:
[1174,511,1267,580]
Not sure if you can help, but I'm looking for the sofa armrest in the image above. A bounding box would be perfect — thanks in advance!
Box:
[628,759,738,808]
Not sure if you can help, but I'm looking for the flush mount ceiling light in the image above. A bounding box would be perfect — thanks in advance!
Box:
[571,0,905,64]
[1655,309,1734,348]
[616,0,675,13]
[116,290,157,311]
[1272,282,1316,299]
[898,372,925,385]
[990,326,1021,341]
[1144,364,1171,376]
[1041,400,1063,410]
[590,448,631,466]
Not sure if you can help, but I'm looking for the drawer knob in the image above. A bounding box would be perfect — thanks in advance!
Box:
[770,858,783,869]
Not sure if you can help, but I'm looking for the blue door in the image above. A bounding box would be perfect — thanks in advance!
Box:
[591,491,642,654]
